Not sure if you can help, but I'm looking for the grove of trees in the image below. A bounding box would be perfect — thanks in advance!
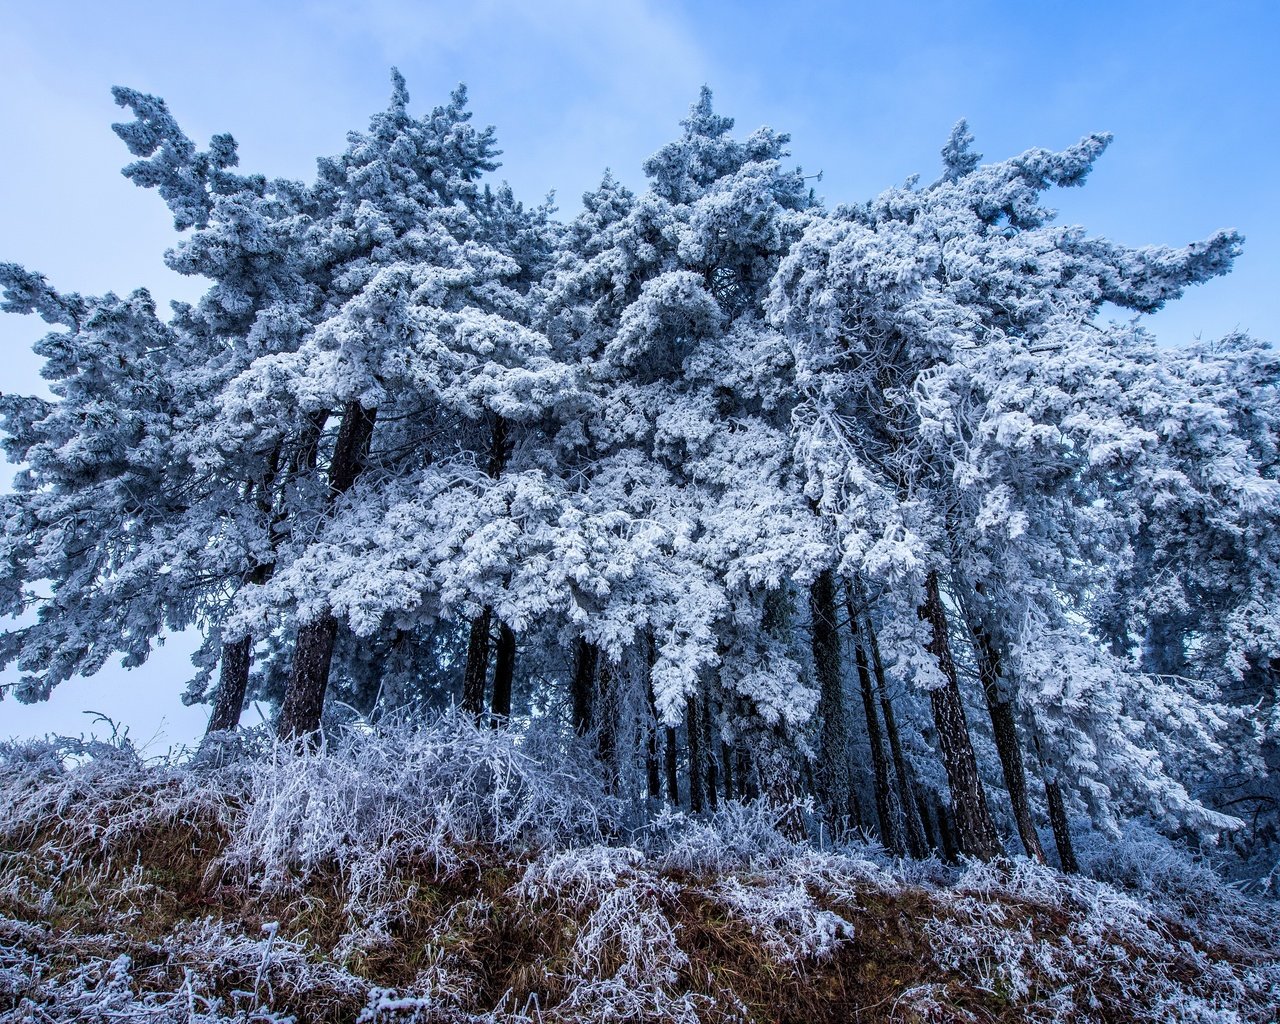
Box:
[3,74,1277,877]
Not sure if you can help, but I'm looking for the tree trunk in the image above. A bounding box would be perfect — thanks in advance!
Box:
[1043,775,1080,874]
[810,569,852,830]
[209,559,276,735]
[278,613,339,742]
[327,401,377,496]
[934,794,959,862]
[490,622,515,723]
[863,613,929,858]
[850,607,905,855]
[462,607,492,719]
[702,697,719,812]
[918,570,1003,860]
[647,724,662,799]
[596,657,616,780]
[571,638,597,737]
[916,787,940,855]
[276,401,377,742]
[645,639,662,798]
[738,747,758,800]
[206,635,252,734]
[1032,730,1079,873]
[722,741,734,803]
[686,695,705,813]
[665,726,680,804]
[968,616,1046,862]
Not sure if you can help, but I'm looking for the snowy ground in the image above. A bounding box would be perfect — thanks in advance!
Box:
[3,716,1277,1023]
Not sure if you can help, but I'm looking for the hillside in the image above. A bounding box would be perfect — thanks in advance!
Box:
[2,718,1276,1024]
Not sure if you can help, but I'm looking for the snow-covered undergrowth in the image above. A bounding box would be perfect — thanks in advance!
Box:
[2,718,1277,1023]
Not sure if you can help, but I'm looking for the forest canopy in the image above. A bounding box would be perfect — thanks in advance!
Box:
[2,72,1277,882]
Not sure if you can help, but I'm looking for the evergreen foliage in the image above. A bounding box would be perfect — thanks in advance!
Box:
[3,75,1278,897]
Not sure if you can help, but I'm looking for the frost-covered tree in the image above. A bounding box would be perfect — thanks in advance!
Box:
[4,77,1275,883]
[769,120,1241,858]
[0,273,187,700]
[541,89,827,811]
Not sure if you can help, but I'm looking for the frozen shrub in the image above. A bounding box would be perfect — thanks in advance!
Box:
[222,711,616,890]
[645,798,809,873]
[707,872,853,963]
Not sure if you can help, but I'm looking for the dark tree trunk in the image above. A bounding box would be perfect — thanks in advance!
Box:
[918,570,1003,860]
[292,410,330,475]
[210,553,276,735]
[968,616,1047,863]
[665,726,680,804]
[738,746,758,800]
[278,613,339,742]
[864,615,929,858]
[277,401,377,742]
[645,640,662,799]
[1043,775,1080,874]
[463,416,513,723]
[647,726,663,799]
[686,695,705,813]
[810,570,851,829]
[916,788,940,854]
[702,698,719,812]
[462,607,492,719]
[206,635,252,734]
[327,402,377,496]
[934,794,959,862]
[486,413,509,479]
[722,741,734,803]
[1033,730,1079,873]
[571,638,598,737]
[596,658,616,779]
[850,609,905,855]
[490,622,515,723]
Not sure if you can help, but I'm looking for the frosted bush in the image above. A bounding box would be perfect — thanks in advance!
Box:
[0,736,233,864]
[708,873,853,963]
[222,711,614,890]
[923,852,1280,1023]
[645,798,808,873]
[515,845,646,910]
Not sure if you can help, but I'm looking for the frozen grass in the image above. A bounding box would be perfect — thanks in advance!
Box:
[2,716,1277,1023]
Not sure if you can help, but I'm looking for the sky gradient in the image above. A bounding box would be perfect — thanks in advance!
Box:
[2,0,1277,748]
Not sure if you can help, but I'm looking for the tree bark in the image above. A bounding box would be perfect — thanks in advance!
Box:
[721,741,734,803]
[934,794,959,862]
[738,746,758,800]
[278,613,339,742]
[1043,775,1080,874]
[1032,729,1079,873]
[464,416,511,723]
[850,606,905,855]
[596,657,616,779]
[686,695,705,813]
[702,697,719,812]
[918,570,1003,860]
[462,607,492,719]
[968,615,1047,862]
[665,726,680,804]
[863,612,929,858]
[490,622,515,723]
[206,635,252,734]
[647,723,663,799]
[571,638,598,737]
[277,401,377,742]
[810,569,852,830]
[645,638,662,798]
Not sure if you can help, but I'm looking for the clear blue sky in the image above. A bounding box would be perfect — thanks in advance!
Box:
[2,0,1277,748]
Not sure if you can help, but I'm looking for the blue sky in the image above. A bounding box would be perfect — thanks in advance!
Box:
[2,0,1277,748]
